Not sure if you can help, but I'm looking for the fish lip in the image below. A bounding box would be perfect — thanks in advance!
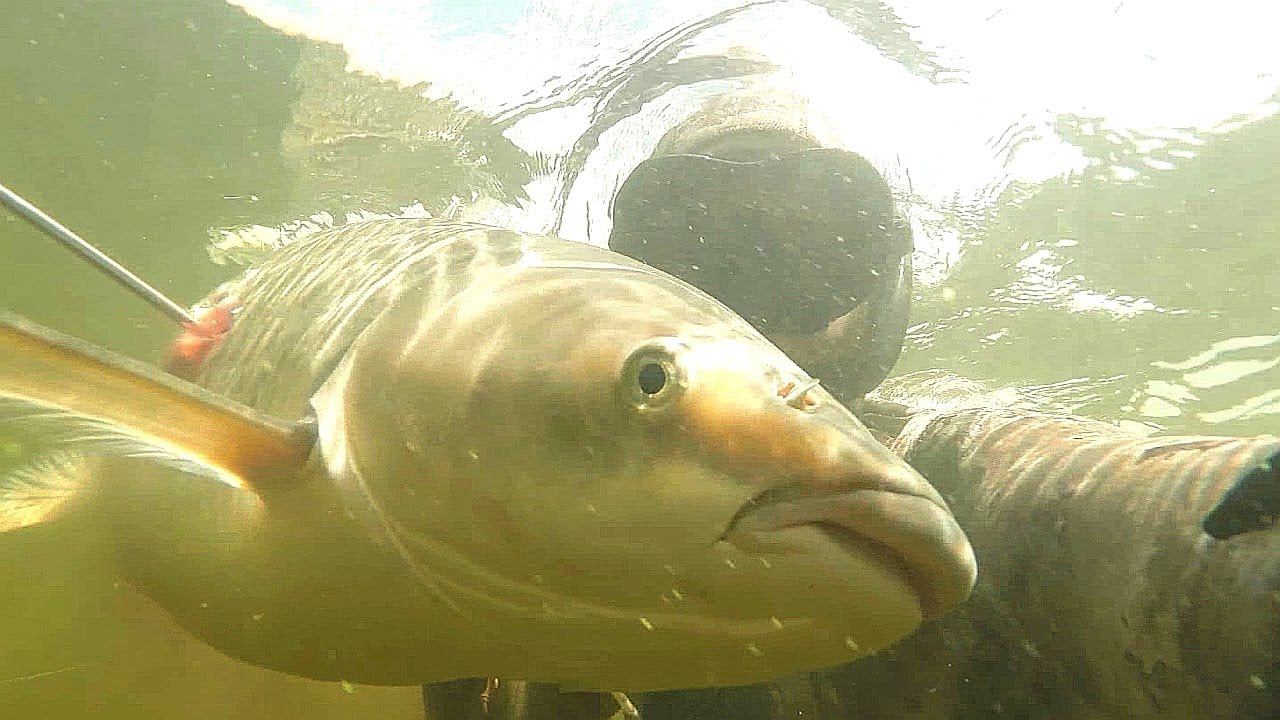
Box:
[722,483,977,620]
[723,477,943,531]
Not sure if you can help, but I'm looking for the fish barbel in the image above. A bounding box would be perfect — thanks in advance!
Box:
[0,218,975,692]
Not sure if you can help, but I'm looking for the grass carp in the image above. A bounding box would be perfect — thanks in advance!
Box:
[0,219,976,694]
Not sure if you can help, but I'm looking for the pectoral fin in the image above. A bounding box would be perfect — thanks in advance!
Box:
[0,311,314,495]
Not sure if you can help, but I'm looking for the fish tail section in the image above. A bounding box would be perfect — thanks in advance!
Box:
[0,450,91,532]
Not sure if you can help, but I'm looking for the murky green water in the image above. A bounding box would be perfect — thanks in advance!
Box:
[1,1,1277,717]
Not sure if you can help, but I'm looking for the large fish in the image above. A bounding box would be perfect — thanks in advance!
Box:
[817,371,1280,719]
[0,219,976,694]
[495,371,1278,720]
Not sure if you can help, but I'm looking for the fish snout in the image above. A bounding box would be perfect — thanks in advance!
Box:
[724,399,978,620]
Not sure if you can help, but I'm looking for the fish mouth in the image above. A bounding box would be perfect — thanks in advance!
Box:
[721,482,976,619]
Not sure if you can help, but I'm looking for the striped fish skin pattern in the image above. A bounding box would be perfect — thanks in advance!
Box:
[84,219,974,693]
[194,220,582,413]
[809,372,1279,719]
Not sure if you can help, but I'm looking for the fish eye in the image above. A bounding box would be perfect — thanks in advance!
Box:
[637,362,667,395]
[621,340,686,412]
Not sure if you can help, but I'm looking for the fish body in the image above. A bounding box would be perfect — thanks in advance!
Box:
[1,219,976,692]
[809,372,1280,719]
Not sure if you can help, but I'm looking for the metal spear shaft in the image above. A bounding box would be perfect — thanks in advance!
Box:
[0,181,195,325]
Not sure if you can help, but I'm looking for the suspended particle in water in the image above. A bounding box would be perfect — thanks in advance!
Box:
[745,643,764,657]
[844,636,859,652]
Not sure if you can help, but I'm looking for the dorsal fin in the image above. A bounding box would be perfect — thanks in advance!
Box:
[0,311,314,493]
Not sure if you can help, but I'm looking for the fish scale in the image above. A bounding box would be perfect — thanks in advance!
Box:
[197,221,518,411]
[847,376,1280,718]
[0,218,976,693]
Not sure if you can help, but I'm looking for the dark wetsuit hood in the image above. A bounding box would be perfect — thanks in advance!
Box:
[609,146,914,401]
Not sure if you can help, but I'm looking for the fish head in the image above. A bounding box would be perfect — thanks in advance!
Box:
[313,257,975,690]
